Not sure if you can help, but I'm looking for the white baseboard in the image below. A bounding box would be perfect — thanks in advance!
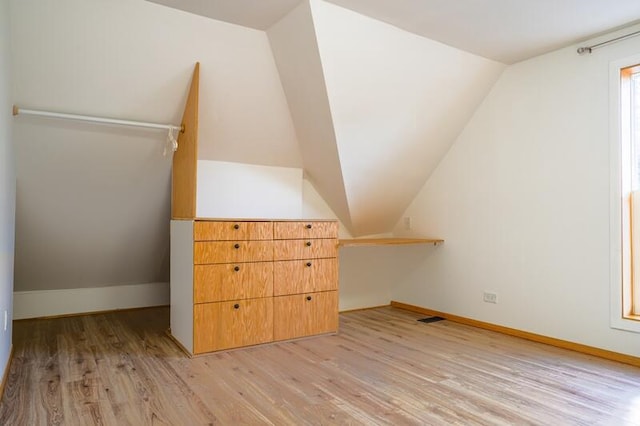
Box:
[13,282,169,320]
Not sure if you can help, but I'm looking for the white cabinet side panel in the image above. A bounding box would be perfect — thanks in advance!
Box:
[170,220,194,353]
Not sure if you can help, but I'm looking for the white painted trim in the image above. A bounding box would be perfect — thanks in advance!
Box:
[609,54,640,334]
[170,220,194,354]
[13,282,169,320]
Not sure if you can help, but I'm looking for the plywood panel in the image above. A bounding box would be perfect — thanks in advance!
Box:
[273,259,337,296]
[193,298,273,353]
[172,63,199,219]
[193,241,273,264]
[194,221,273,241]
[194,263,273,303]
[273,238,337,261]
[273,291,338,341]
[274,220,337,239]
[338,238,443,247]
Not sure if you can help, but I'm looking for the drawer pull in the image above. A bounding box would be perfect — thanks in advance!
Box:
[233,224,240,230]
[305,224,312,229]
[306,241,312,247]
[306,262,312,267]
[234,303,240,309]
[234,266,240,272]
[234,243,240,249]
[306,296,312,301]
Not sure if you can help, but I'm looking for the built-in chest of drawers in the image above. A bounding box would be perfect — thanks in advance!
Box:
[170,219,338,355]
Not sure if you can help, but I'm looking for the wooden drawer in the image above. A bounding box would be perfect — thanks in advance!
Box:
[273,239,337,261]
[194,262,273,303]
[193,298,273,353]
[194,221,273,241]
[273,259,337,296]
[194,241,273,264]
[274,221,337,240]
[274,291,338,341]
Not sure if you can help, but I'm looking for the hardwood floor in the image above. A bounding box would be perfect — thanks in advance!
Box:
[1,306,639,425]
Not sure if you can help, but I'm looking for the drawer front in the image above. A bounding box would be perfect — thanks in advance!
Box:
[273,259,337,296]
[273,239,337,261]
[273,291,338,341]
[194,241,273,264]
[274,221,338,240]
[193,298,273,353]
[194,263,274,303]
[194,221,273,241]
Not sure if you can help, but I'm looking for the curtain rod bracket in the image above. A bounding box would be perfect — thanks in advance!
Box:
[577,29,640,56]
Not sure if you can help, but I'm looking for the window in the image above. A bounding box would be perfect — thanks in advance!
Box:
[617,63,640,322]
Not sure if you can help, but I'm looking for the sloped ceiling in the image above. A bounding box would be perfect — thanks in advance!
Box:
[312,1,504,235]
[324,0,640,64]
[10,0,299,291]
[146,0,640,235]
[269,0,503,235]
[146,0,640,64]
[267,2,353,232]
[13,0,640,294]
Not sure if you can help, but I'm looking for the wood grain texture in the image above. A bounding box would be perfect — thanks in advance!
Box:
[274,221,338,239]
[194,220,273,241]
[339,237,444,247]
[194,262,274,303]
[273,259,338,296]
[193,241,273,264]
[273,291,338,341]
[1,307,639,425]
[391,301,640,368]
[193,298,273,353]
[172,63,199,219]
[273,238,337,261]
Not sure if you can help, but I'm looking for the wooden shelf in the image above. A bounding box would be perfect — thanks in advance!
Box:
[338,238,444,247]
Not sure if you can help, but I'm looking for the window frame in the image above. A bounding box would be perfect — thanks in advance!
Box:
[610,54,640,333]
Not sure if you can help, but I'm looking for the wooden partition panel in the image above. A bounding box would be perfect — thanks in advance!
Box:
[172,63,200,219]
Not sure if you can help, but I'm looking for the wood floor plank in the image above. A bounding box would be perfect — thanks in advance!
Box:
[1,306,639,425]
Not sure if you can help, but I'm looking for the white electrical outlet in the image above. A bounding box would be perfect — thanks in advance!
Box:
[403,216,412,230]
[483,292,498,304]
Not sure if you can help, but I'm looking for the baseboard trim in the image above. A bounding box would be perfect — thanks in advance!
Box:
[0,344,13,402]
[339,304,391,314]
[13,305,170,322]
[391,301,640,368]
[13,282,169,320]
[165,329,193,358]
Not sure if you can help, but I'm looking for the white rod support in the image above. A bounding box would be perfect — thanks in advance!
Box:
[13,105,184,133]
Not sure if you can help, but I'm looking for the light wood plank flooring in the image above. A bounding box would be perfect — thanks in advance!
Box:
[1,307,639,425]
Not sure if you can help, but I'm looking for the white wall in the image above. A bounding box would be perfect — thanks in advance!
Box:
[311,0,504,236]
[196,160,303,219]
[268,1,353,232]
[392,26,640,357]
[11,0,300,168]
[0,0,15,383]
[302,178,411,311]
[10,0,299,295]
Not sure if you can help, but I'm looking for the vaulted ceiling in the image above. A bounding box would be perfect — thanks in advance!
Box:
[147,0,640,64]
[268,1,503,235]
[11,0,640,293]
[144,0,640,236]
